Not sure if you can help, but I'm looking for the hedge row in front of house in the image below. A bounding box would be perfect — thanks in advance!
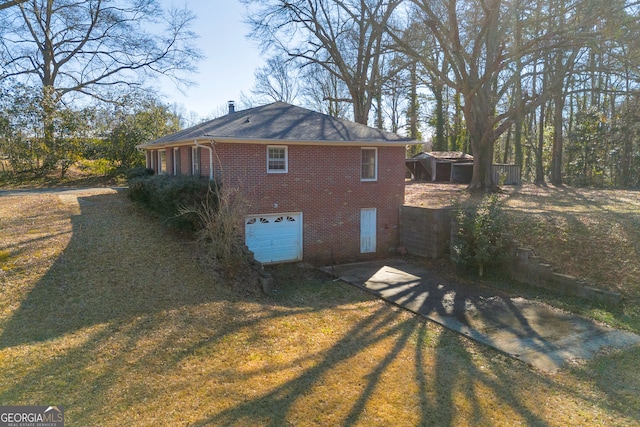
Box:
[127,170,218,230]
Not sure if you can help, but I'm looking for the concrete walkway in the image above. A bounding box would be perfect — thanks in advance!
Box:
[0,187,125,208]
[0,187,125,197]
[322,259,640,373]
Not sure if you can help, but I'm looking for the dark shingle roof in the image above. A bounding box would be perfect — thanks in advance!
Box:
[413,151,473,161]
[139,101,413,148]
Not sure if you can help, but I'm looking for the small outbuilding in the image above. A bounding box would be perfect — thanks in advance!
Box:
[406,152,522,185]
[406,151,474,183]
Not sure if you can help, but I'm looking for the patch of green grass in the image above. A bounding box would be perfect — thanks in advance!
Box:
[77,158,113,176]
[570,345,640,420]
[484,274,640,333]
[0,250,13,273]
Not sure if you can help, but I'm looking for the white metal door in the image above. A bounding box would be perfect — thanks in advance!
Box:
[360,208,377,253]
[245,213,302,263]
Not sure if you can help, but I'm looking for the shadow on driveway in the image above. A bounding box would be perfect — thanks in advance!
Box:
[323,259,640,373]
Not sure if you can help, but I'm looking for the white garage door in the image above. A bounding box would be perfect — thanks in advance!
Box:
[245,213,303,264]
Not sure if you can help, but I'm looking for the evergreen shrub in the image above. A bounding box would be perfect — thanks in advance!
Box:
[452,194,508,277]
[128,174,217,230]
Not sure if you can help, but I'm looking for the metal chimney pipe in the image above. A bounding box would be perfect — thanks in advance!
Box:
[228,100,235,114]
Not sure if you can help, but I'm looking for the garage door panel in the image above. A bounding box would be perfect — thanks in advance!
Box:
[245,213,302,263]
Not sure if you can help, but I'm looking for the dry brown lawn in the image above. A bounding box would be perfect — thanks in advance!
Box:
[1,188,639,426]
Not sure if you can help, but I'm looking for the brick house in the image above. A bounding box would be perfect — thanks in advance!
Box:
[138,101,413,265]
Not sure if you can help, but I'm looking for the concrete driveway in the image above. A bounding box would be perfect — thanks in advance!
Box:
[0,187,125,207]
[323,259,640,373]
[0,187,125,197]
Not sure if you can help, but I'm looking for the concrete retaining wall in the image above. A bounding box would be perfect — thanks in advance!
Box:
[400,205,622,305]
[511,248,621,305]
[399,206,452,259]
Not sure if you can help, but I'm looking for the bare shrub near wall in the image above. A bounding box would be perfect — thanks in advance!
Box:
[182,185,252,278]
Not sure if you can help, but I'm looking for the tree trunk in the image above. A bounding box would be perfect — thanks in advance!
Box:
[433,83,446,151]
[374,89,383,130]
[513,7,524,171]
[450,91,463,152]
[465,93,497,191]
[550,90,565,186]
[535,101,546,186]
[352,91,369,125]
[41,85,58,174]
[620,132,633,187]
[468,136,496,191]
[503,127,511,164]
[514,116,523,169]
[408,63,420,140]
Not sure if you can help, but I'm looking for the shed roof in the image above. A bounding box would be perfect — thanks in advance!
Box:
[139,101,415,148]
[413,151,473,161]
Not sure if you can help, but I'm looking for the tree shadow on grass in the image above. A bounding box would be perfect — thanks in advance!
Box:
[1,192,637,425]
[570,345,640,421]
[185,273,559,426]
[0,192,257,349]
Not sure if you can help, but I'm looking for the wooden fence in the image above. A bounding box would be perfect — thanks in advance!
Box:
[492,164,521,185]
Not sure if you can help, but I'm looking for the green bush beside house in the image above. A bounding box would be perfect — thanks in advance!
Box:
[452,194,509,277]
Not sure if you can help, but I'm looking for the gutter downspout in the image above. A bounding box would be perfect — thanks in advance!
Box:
[194,139,214,181]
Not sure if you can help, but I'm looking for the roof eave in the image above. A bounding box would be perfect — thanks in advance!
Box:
[136,136,210,150]
[138,136,416,149]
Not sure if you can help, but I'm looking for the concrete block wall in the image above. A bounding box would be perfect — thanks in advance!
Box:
[511,248,621,305]
[400,205,621,305]
[399,206,452,259]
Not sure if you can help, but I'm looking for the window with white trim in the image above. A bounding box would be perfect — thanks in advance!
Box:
[191,146,200,176]
[173,147,181,175]
[158,150,167,174]
[361,148,377,181]
[267,145,288,173]
[150,150,156,170]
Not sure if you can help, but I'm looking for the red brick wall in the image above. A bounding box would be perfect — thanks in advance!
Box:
[208,143,406,264]
[200,147,212,179]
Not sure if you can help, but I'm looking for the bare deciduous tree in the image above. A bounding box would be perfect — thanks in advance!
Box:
[243,0,402,125]
[0,0,201,172]
[392,0,613,190]
[0,0,27,11]
[251,54,300,103]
